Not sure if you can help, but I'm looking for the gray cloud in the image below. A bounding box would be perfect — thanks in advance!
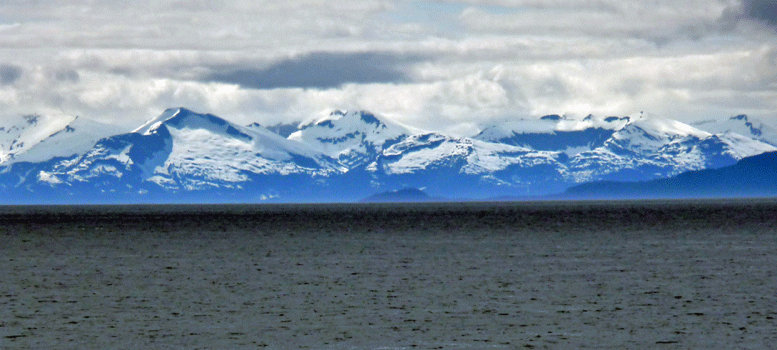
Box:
[168,0,224,12]
[743,0,777,26]
[0,64,22,85]
[1,1,776,130]
[54,69,79,83]
[205,52,417,90]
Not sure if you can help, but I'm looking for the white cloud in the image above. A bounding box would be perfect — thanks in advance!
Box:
[0,0,775,132]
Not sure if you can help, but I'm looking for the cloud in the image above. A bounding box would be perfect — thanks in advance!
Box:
[204,52,418,89]
[0,1,396,51]
[0,64,22,85]
[0,0,776,132]
[742,0,777,26]
[53,69,79,83]
[457,0,732,42]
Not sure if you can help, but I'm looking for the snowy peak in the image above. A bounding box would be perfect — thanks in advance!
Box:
[712,132,777,160]
[0,114,122,165]
[693,115,777,147]
[610,113,712,152]
[619,113,710,140]
[369,131,568,197]
[11,115,123,165]
[133,107,253,142]
[475,112,710,151]
[311,109,384,127]
[471,112,775,185]
[474,114,633,155]
[289,110,413,167]
[475,113,708,145]
[297,110,411,138]
[0,114,77,163]
[375,131,553,176]
[733,115,769,137]
[133,108,181,135]
[2,107,776,203]
[475,114,631,141]
[17,108,344,194]
[129,108,337,169]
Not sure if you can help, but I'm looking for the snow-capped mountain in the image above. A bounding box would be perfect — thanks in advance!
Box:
[1,108,775,204]
[277,111,572,197]
[693,115,777,147]
[288,110,414,168]
[475,112,777,183]
[363,132,568,197]
[130,108,342,187]
[474,114,629,155]
[0,108,343,203]
[0,114,122,165]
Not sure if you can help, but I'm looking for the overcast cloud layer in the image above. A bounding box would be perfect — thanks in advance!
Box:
[0,0,775,134]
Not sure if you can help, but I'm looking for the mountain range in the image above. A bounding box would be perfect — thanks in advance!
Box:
[561,151,777,199]
[1,108,775,204]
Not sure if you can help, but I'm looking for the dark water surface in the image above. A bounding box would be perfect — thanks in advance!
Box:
[2,199,776,349]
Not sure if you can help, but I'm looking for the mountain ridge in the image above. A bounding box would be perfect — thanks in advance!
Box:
[561,151,777,199]
[1,108,775,204]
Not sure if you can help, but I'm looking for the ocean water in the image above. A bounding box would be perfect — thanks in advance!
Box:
[1,199,776,349]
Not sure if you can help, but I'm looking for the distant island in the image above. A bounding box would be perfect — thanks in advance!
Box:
[360,188,437,203]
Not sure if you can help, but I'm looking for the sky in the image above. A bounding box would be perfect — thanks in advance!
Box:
[0,0,776,135]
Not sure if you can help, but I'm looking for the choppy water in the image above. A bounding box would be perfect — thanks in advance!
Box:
[2,199,776,349]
